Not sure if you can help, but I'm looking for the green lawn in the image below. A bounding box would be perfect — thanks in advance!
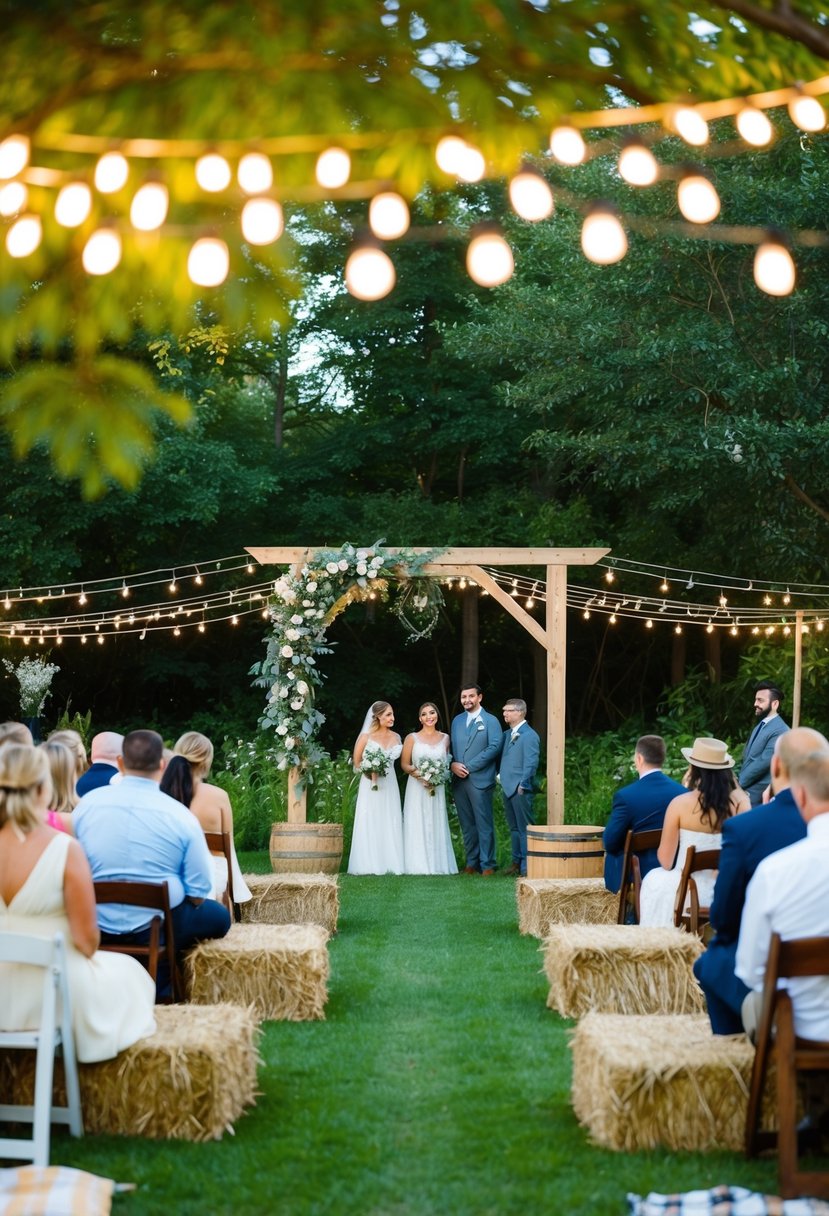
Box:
[53,871,778,1215]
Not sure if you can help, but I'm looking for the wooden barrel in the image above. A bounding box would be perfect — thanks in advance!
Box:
[269,822,344,875]
[526,824,604,880]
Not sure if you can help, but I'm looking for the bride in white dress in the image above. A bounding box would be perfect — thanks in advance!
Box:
[401,702,458,875]
[347,701,404,875]
[639,737,750,927]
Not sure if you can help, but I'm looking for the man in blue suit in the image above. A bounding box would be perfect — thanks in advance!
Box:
[738,681,789,806]
[498,698,541,877]
[603,735,686,894]
[693,726,828,1034]
[450,685,503,875]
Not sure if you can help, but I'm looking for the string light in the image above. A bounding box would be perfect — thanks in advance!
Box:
[368,192,410,240]
[345,241,396,300]
[660,578,669,593]
[677,172,720,224]
[195,152,232,192]
[670,106,709,146]
[130,181,168,230]
[605,570,615,584]
[508,166,554,221]
[466,226,514,287]
[94,151,129,193]
[618,140,658,187]
[788,92,826,133]
[82,227,122,275]
[54,182,92,227]
[549,125,586,166]
[241,198,283,245]
[315,147,350,189]
[754,235,796,296]
[6,214,42,258]
[736,106,774,147]
[187,237,230,287]
[0,180,27,217]
[581,204,627,264]
[237,152,273,194]
[0,134,30,179]
[645,618,653,629]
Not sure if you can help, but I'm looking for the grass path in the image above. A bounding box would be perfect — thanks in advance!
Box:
[55,874,777,1214]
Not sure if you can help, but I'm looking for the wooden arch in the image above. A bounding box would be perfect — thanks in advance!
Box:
[246,546,609,825]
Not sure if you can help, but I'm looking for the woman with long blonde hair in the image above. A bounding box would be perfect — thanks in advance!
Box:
[40,738,78,833]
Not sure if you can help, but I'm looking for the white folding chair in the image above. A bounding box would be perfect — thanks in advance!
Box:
[0,931,83,1165]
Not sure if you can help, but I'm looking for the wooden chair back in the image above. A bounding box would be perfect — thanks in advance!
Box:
[745,932,829,1199]
[617,828,662,924]
[204,830,235,916]
[93,879,182,1002]
[672,845,720,937]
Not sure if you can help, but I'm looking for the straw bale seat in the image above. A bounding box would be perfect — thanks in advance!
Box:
[0,1004,260,1142]
[185,923,329,1021]
[241,872,339,934]
[543,924,705,1017]
[518,878,617,937]
[571,1012,766,1152]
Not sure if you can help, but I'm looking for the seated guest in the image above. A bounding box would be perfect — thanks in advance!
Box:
[0,721,33,747]
[161,755,230,904]
[40,738,78,833]
[694,727,828,1035]
[74,729,230,994]
[48,728,88,783]
[737,748,829,1043]
[603,734,686,894]
[0,743,156,1061]
[76,730,124,796]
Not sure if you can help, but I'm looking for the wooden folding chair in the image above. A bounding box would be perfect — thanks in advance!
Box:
[745,932,829,1199]
[204,830,238,919]
[673,845,720,937]
[616,828,662,924]
[94,879,183,1002]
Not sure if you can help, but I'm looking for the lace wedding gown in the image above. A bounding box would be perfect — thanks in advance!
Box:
[347,741,404,875]
[403,738,458,875]
[638,827,722,927]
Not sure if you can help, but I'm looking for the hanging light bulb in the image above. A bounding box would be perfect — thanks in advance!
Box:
[605,570,615,584]
[55,181,92,227]
[735,106,774,147]
[315,147,351,189]
[345,239,396,300]
[549,125,586,165]
[677,172,720,223]
[754,233,796,296]
[187,237,230,287]
[466,225,514,287]
[0,180,27,217]
[130,181,168,231]
[435,135,467,175]
[456,142,485,183]
[670,106,709,146]
[580,204,627,264]
[237,152,273,194]
[0,134,30,179]
[788,92,826,133]
[82,227,122,275]
[241,197,284,244]
[5,214,42,258]
[94,151,129,193]
[508,166,554,221]
[195,152,232,193]
[368,192,410,240]
[618,139,659,187]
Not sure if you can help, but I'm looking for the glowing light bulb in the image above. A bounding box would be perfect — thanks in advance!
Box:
[316,147,351,189]
[549,125,585,165]
[237,152,273,194]
[605,571,615,584]
[754,237,796,296]
[456,142,485,183]
[508,169,554,221]
[0,180,27,217]
[583,610,591,620]
[82,227,122,275]
[0,134,29,180]
[55,181,92,227]
[580,206,627,264]
[130,182,168,230]
[5,214,42,258]
[788,94,826,132]
[121,582,130,598]
[241,198,284,244]
[677,174,720,224]
[660,580,669,593]
[646,619,653,629]
[94,152,129,193]
[368,192,410,240]
[466,228,514,287]
[78,591,87,605]
[675,625,682,635]
[187,237,229,287]
[435,136,467,174]
[736,107,774,147]
[671,106,709,146]
[345,244,396,300]
[231,615,239,625]
[195,153,232,192]
[609,614,617,624]
[618,142,658,187]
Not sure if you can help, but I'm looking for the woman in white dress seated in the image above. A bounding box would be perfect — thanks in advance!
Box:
[639,737,749,928]
[401,702,458,875]
[0,743,156,1063]
[347,701,404,875]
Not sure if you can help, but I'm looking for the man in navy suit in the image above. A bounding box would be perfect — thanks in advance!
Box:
[603,735,686,894]
[694,726,829,1035]
[738,681,789,806]
[498,698,541,877]
[76,730,124,797]
[450,685,502,875]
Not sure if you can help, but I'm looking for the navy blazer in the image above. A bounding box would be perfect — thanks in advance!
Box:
[603,770,686,894]
[738,715,789,806]
[75,761,119,798]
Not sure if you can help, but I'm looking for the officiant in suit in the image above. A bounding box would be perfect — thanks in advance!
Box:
[738,681,789,806]
[602,735,686,894]
[450,685,502,875]
[498,699,540,877]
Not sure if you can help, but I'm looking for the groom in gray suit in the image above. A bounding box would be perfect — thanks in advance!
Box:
[739,681,789,806]
[450,685,503,875]
[499,698,540,877]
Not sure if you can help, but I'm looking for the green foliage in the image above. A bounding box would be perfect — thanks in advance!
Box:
[52,703,93,749]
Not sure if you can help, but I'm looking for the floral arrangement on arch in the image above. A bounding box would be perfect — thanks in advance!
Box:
[251,541,443,780]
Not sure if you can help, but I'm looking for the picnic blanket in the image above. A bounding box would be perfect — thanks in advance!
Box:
[0,1166,133,1216]
[628,1187,829,1215]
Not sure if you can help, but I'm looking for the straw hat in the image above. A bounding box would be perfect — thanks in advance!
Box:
[680,737,735,770]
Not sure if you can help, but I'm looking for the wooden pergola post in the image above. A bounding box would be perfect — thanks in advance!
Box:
[247,545,608,825]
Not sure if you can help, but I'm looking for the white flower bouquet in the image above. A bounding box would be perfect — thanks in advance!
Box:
[3,657,60,717]
[414,755,449,797]
[360,744,392,790]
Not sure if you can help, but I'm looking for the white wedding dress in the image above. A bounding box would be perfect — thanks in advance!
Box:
[403,738,458,875]
[638,828,722,927]
[347,741,404,875]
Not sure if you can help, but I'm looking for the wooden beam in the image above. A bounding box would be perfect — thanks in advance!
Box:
[431,564,548,650]
[287,768,307,824]
[247,545,609,567]
[546,564,567,826]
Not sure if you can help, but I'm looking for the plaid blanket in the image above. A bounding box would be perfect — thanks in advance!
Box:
[0,1167,129,1216]
[628,1187,829,1215]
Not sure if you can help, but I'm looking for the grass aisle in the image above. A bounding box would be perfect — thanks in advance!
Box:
[55,874,777,1215]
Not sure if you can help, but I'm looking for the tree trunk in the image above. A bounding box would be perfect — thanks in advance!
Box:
[272,330,289,449]
[671,631,687,686]
[704,629,722,683]
[460,586,479,690]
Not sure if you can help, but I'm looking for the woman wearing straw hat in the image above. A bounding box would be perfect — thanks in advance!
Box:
[639,738,750,927]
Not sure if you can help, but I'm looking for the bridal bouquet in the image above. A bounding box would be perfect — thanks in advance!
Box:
[415,755,449,797]
[360,744,391,791]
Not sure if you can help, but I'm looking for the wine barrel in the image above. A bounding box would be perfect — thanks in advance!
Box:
[526,824,604,880]
[269,822,344,875]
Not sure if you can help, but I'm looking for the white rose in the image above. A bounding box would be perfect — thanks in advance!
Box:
[286,628,300,641]
[290,699,303,710]
[302,600,313,607]
[285,738,296,750]
[291,614,303,625]
[296,680,309,694]
[277,759,287,771]
[276,724,288,735]
[281,645,293,658]
[338,559,349,571]
[305,608,316,617]
[367,569,377,579]
[282,589,296,604]
[306,581,317,593]
[316,609,325,618]
[356,563,367,575]
[326,562,339,574]
[274,577,291,596]
[280,687,290,699]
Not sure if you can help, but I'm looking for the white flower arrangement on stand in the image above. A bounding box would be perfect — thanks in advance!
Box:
[3,656,61,718]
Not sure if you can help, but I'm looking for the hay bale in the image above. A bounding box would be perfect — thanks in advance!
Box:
[0,1004,260,1142]
[241,871,339,934]
[543,924,704,1017]
[186,923,329,1021]
[570,1012,766,1152]
[518,878,617,936]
